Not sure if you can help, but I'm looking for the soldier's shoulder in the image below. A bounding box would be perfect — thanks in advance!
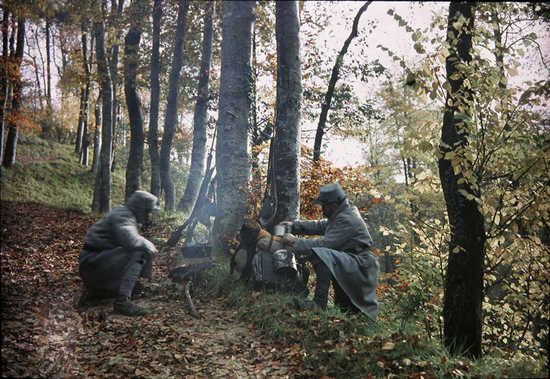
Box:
[109,205,136,220]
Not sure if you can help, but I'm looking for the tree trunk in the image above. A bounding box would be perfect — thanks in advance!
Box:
[91,96,101,174]
[271,0,302,225]
[2,16,24,169]
[39,19,52,139]
[178,2,214,213]
[80,123,89,166]
[148,0,163,197]
[213,1,255,256]
[0,9,10,163]
[313,1,371,162]
[45,19,51,107]
[80,28,93,166]
[75,21,90,154]
[109,0,125,167]
[438,1,485,359]
[92,3,113,214]
[160,0,190,211]
[123,0,145,201]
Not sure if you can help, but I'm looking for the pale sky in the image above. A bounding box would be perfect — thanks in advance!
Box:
[317,1,550,168]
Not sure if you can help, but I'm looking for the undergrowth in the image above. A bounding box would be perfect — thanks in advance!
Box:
[198,263,547,378]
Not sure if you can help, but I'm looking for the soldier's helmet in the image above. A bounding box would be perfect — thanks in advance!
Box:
[314,183,346,205]
[127,190,160,217]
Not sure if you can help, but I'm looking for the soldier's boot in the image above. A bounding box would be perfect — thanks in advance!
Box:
[131,281,145,299]
[293,298,321,311]
[294,255,330,311]
[75,287,92,309]
[114,296,149,316]
[114,262,149,316]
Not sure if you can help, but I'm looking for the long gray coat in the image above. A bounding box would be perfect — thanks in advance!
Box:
[79,204,155,296]
[292,199,379,320]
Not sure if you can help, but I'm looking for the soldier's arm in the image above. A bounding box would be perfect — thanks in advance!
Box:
[292,219,327,236]
[112,208,157,254]
[293,214,354,252]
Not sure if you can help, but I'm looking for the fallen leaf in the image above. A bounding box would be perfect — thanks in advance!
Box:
[381,341,395,350]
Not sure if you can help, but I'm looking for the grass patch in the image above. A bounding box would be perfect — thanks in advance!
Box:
[200,263,548,378]
[1,134,126,213]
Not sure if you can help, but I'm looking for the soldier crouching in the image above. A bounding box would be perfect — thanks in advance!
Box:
[76,191,160,316]
[281,183,379,321]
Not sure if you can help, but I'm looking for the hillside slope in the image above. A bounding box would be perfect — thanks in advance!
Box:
[1,134,125,213]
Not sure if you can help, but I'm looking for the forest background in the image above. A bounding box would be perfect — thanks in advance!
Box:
[1,0,549,376]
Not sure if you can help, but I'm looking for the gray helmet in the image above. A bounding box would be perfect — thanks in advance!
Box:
[127,190,160,213]
[314,183,346,205]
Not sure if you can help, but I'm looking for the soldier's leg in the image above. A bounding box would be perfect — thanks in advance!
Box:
[333,280,359,314]
[113,252,150,316]
[307,254,331,310]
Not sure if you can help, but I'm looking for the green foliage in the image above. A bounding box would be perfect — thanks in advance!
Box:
[372,1,549,366]
[1,134,125,213]
[202,262,547,377]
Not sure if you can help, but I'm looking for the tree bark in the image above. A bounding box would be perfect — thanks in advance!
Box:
[75,21,90,154]
[213,1,255,256]
[92,2,113,214]
[438,1,485,359]
[313,1,371,162]
[80,28,94,166]
[2,16,24,169]
[178,2,214,213]
[123,0,145,201]
[45,19,51,107]
[80,122,89,166]
[160,0,190,211]
[0,9,10,163]
[91,96,101,174]
[109,0,125,167]
[271,0,302,226]
[148,0,163,197]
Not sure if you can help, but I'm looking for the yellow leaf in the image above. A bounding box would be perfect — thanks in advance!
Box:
[382,341,395,350]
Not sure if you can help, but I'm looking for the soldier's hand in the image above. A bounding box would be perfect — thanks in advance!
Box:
[282,233,297,247]
[280,221,294,229]
[143,239,157,256]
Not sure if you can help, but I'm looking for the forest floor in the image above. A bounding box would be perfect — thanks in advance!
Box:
[1,201,306,378]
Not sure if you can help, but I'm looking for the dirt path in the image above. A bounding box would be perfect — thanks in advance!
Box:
[1,201,303,378]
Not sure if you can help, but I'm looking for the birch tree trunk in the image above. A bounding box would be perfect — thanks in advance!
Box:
[213,1,255,256]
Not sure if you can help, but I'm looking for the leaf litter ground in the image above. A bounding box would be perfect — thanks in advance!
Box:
[1,201,303,378]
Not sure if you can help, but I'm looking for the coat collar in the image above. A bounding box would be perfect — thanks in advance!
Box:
[327,199,349,221]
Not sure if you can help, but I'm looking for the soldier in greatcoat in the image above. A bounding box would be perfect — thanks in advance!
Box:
[77,191,160,316]
[281,183,379,321]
